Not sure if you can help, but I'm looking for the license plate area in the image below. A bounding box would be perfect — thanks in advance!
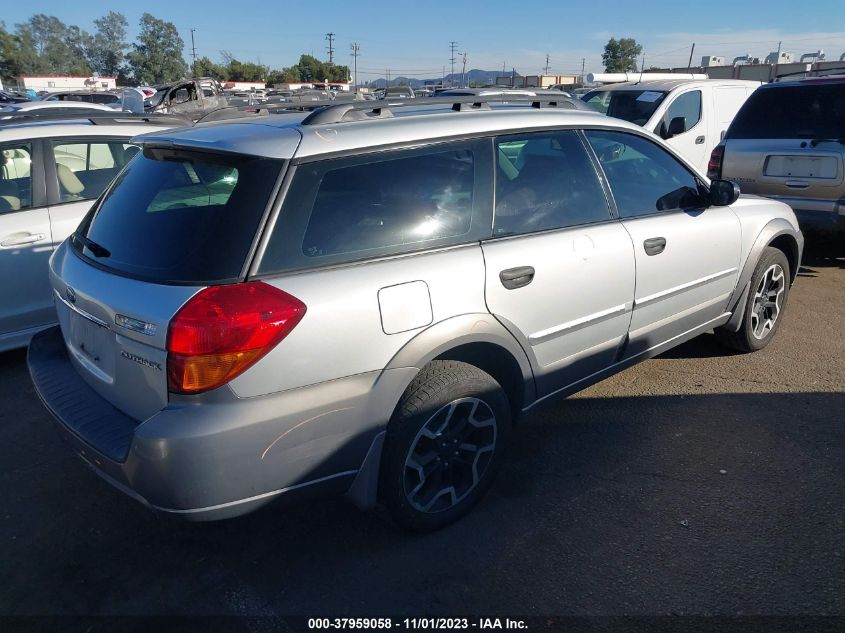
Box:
[764,155,839,179]
[68,311,114,382]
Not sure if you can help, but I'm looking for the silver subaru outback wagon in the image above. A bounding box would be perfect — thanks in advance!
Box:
[28,97,803,531]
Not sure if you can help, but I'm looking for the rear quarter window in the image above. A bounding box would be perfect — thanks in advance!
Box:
[258,140,493,274]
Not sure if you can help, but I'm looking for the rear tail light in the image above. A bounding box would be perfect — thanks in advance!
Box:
[707,144,724,180]
[167,281,306,394]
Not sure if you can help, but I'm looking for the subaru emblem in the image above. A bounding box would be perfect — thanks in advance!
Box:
[66,286,76,304]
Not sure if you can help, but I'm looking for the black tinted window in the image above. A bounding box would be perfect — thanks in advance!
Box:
[586,130,703,218]
[73,148,282,284]
[494,131,610,235]
[727,83,845,139]
[260,143,488,273]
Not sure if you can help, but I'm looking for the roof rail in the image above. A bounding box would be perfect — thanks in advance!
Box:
[299,94,589,125]
[196,101,339,124]
[0,110,190,127]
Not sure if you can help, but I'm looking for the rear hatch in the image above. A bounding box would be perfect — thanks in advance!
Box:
[52,145,285,421]
[722,82,845,203]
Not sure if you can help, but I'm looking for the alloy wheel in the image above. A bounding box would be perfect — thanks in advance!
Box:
[403,397,498,513]
[751,263,785,340]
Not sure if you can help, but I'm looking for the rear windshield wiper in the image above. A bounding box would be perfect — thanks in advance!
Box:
[73,232,111,258]
[809,137,845,147]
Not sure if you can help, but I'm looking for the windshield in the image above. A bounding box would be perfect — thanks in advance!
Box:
[583,89,668,126]
[727,83,845,139]
[72,148,284,284]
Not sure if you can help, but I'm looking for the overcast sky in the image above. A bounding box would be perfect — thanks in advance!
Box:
[4,0,845,78]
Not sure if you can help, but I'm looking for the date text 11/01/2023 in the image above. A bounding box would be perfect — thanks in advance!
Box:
[307,618,528,630]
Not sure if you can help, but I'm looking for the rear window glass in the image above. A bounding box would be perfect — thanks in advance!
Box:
[727,83,845,139]
[72,148,282,284]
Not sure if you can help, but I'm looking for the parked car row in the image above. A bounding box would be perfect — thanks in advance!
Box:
[4,93,804,532]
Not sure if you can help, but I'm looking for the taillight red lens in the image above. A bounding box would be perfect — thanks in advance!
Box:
[707,144,724,180]
[167,281,306,394]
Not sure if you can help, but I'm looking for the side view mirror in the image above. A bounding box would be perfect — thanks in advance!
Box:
[709,179,741,206]
[665,116,687,139]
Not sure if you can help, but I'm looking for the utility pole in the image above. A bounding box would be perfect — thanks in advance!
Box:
[580,57,585,85]
[449,41,458,87]
[461,52,467,88]
[350,43,360,92]
[687,42,696,70]
[325,32,335,64]
[544,53,550,75]
[190,28,198,77]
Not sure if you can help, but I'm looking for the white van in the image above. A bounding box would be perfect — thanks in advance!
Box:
[583,79,761,174]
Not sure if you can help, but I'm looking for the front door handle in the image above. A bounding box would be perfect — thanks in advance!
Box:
[500,266,535,290]
[1,232,47,247]
[695,135,705,144]
[643,237,666,256]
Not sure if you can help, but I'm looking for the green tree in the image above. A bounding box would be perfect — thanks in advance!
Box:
[13,15,90,76]
[279,54,350,84]
[195,56,228,80]
[0,22,20,83]
[602,37,643,73]
[90,11,129,79]
[126,13,188,84]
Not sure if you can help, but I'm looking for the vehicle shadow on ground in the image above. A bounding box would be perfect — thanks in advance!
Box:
[3,388,842,616]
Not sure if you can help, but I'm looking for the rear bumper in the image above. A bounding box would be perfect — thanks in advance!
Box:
[793,209,845,236]
[28,326,414,520]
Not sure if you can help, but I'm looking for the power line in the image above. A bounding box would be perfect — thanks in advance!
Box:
[325,32,335,64]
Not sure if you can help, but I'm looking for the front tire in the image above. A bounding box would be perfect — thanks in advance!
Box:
[380,361,511,532]
[717,247,791,353]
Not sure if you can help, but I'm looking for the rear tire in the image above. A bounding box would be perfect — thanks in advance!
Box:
[380,361,511,532]
[716,247,791,353]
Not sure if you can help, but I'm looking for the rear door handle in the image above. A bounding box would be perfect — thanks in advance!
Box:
[500,266,535,289]
[695,135,705,144]
[643,237,666,256]
[1,232,47,247]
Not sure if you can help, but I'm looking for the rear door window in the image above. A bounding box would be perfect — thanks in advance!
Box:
[72,148,283,284]
[0,143,33,212]
[52,140,138,203]
[494,131,610,235]
[727,83,845,139]
[258,140,492,273]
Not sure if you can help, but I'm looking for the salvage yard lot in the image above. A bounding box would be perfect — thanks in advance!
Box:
[0,257,842,619]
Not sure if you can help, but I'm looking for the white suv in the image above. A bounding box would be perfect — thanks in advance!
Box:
[0,113,182,351]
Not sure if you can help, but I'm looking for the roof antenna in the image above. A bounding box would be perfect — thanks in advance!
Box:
[637,52,645,84]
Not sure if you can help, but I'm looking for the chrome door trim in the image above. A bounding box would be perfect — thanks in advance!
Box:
[528,303,629,344]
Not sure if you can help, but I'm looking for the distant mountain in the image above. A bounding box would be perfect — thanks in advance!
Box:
[366,68,522,89]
